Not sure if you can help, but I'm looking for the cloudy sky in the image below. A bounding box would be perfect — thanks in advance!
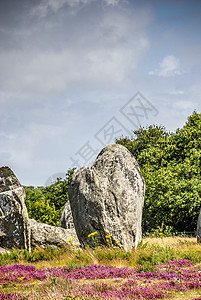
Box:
[1,0,201,186]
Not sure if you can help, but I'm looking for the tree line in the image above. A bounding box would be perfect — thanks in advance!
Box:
[25,111,201,234]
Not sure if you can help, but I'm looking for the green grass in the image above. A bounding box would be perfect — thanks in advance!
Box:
[1,236,201,269]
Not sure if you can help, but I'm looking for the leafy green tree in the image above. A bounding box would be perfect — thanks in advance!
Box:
[24,186,59,226]
[24,168,75,226]
[116,111,201,233]
[43,168,75,211]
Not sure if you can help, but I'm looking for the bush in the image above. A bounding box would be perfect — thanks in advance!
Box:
[24,168,75,226]
[116,111,201,233]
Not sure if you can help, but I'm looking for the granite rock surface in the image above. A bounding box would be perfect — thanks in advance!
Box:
[30,219,79,248]
[68,144,145,251]
[0,166,31,251]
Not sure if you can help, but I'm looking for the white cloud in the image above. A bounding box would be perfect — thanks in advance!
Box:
[0,44,148,93]
[31,0,95,17]
[167,90,185,95]
[104,0,122,6]
[31,0,127,17]
[0,6,151,94]
[174,100,195,110]
[149,55,183,77]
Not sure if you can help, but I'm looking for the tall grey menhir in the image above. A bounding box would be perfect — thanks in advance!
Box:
[68,144,145,251]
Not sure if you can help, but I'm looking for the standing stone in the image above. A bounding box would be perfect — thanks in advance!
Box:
[30,219,79,248]
[0,166,31,251]
[197,209,201,242]
[59,201,75,229]
[68,144,145,251]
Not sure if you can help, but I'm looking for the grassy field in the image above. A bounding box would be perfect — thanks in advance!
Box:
[1,237,201,299]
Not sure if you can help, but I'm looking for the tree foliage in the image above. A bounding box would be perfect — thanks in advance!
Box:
[116,111,201,233]
[24,168,75,226]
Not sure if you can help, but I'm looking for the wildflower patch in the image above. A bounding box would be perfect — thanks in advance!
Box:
[1,259,201,299]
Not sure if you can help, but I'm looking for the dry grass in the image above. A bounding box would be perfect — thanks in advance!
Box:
[143,236,197,248]
[2,236,200,269]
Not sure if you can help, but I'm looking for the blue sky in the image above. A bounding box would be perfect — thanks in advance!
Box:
[1,0,201,186]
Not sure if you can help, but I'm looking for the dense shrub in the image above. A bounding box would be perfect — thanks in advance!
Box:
[116,111,201,233]
[24,168,75,226]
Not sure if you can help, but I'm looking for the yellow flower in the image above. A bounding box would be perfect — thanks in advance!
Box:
[67,237,74,242]
[31,281,37,285]
[88,231,98,238]
[18,277,25,281]
[116,240,120,244]
[105,234,112,239]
